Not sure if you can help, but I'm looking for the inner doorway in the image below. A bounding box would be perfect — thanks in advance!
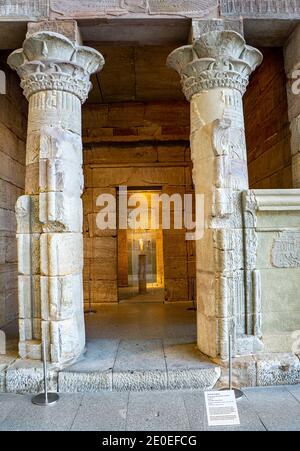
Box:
[117,189,165,303]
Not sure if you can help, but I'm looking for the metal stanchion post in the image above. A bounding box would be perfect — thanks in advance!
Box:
[229,334,233,391]
[187,278,197,311]
[84,278,96,315]
[84,259,96,315]
[220,333,244,400]
[32,340,59,406]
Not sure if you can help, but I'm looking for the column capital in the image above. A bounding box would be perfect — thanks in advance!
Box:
[7,31,105,103]
[167,30,262,101]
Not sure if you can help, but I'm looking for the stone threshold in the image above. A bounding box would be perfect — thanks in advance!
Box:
[2,339,299,393]
[0,338,221,393]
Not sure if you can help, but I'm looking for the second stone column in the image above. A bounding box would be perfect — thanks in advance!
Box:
[167,30,262,359]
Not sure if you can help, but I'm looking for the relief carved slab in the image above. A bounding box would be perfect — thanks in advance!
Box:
[50,0,217,17]
[0,0,49,19]
[272,231,300,268]
[220,0,300,18]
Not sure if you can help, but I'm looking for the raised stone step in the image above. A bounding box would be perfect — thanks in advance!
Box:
[3,338,221,393]
[58,338,221,392]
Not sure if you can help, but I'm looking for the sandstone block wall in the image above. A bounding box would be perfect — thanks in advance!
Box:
[82,101,196,303]
[244,47,292,189]
[0,57,27,327]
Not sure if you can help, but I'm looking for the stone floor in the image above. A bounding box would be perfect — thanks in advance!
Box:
[0,385,300,431]
[118,286,165,302]
[60,302,220,391]
[59,336,220,392]
[85,302,197,340]
[1,302,222,392]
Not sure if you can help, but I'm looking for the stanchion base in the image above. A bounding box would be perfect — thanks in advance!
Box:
[32,393,59,406]
[84,309,97,315]
[220,388,244,400]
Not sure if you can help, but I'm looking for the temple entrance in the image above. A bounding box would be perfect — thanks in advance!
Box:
[118,189,165,303]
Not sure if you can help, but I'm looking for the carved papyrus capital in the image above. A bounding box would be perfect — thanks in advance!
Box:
[7,31,105,103]
[167,30,262,100]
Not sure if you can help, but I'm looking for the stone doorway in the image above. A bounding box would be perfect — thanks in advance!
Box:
[117,188,165,304]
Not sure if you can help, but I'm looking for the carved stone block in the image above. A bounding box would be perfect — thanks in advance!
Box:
[40,233,83,276]
[220,0,300,18]
[39,126,82,164]
[40,273,83,320]
[50,0,123,19]
[19,318,41,341]
[28,91,82,136]
[191,18,243,41]
[17,233,40,276]
[15,195,42,235]
[49,314,85,363]
[272,231,300,268]
[0,0,49,20]
[39,192,83,233]
[18,275,41,319]
[27,20,82,45]
[148,0,217,16]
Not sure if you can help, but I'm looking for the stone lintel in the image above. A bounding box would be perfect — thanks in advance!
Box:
[0,1,299,22]
[250,189,300,212]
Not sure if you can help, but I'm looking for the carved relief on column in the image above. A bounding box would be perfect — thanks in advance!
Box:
[167,31,262,359]
[8,32,104,365]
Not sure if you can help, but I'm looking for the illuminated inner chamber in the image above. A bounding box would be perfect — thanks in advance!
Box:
[118,190,164,301]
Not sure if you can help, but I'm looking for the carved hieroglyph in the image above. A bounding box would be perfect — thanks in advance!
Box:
[167,31,262,359]
[0,0,48,19]
[220,0,300,18]
[272,231,300,268]
[8,32,104,365]
[49,0,218,18]
[148,0,217,15]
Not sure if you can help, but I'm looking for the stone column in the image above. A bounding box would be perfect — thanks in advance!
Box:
[167,31,262,359]
[7,31,104,365]
[284,25,300,188]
